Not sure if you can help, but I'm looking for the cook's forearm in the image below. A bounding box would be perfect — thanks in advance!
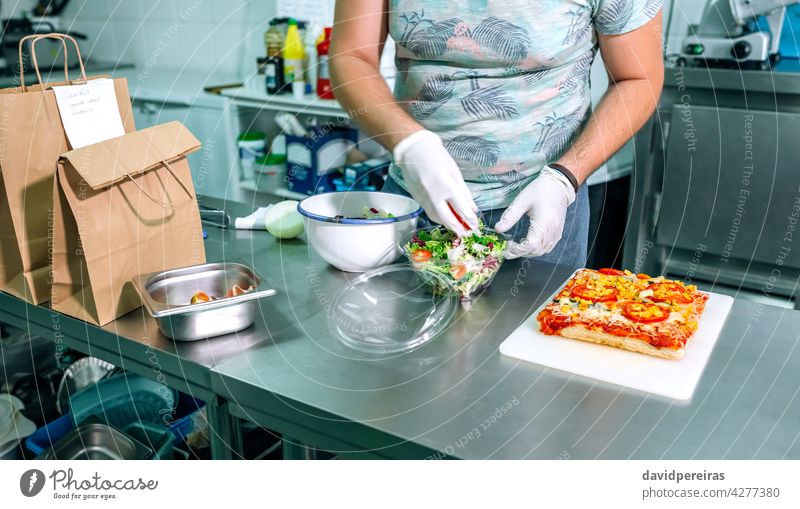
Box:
[557,77,660,185]
[330,54,423,151]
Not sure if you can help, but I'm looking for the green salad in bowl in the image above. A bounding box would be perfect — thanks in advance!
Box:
[402,225,508,300]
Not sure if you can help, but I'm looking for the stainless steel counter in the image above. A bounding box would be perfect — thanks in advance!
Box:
[2,197,799,459]
[209,221,800,460]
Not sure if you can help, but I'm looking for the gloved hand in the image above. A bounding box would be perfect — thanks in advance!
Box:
[393,130,479,236]
[494,166,576,259]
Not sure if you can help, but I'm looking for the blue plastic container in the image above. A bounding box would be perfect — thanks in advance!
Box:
[25,394,205,456]
[167,396,205,444]
[24,413,73,456]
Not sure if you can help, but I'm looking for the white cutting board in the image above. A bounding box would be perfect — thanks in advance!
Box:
[499,288,734,401]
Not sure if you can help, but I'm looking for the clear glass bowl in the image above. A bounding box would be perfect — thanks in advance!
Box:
[399,226,509,300]
[329,265,458,354]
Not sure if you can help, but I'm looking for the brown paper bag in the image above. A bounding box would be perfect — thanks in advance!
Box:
[0,33,135,304]
[52,121,206,326]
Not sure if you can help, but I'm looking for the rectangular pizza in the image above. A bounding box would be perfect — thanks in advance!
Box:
[536,268,709,360]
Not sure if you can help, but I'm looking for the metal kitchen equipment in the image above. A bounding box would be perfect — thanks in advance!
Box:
[134,262,277,341]
[678,0,800,67]
[625,8,800,308]
[1,17,86,73]
[36,416,152,460]
[56,356,117,414]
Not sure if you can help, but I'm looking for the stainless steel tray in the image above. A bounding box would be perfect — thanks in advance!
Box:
[37,417,152,460]
[133,262,276,341]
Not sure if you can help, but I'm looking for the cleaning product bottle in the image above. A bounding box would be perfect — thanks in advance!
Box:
[316,27,334,100]
[303,22,318,95]
[264,19,285,95]
[297,21,313,95]
[283,18,306,99]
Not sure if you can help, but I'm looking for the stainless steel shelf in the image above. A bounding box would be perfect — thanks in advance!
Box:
[219,86,345,117]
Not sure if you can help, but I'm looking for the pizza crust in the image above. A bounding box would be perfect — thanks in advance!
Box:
[556,325,686,360]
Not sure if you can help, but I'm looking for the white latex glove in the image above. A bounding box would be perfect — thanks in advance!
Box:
[393,130,479,236]
[494,166,577,259]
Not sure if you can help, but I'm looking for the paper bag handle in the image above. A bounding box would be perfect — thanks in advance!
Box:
[19,33,88,92]
[125,160,195,209]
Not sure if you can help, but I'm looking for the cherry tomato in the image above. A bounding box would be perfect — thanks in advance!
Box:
[410,249,432,263]
[598,268,625,276]
[648,282,693,304]
[570,284,618,302]
[450,262,467,280]
[636,273,652,280]
[190,291,211,305]
[621,301,669,323]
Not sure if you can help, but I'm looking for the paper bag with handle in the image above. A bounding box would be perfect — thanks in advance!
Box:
[51,121,206,326]
[0,33,135,304]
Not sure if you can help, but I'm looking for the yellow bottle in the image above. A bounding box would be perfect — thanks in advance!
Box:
[283,18,306,98]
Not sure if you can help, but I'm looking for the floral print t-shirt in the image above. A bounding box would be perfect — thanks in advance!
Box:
[387,0,662,210]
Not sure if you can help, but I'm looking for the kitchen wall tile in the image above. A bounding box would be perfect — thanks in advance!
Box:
[211,0,250,27]
[212,22,248,75]
[245,1,277,27]
[138,0,170,22]
[0,0,37,19]
[61,0,110,21]
[71,18,117,63]
[136,20,185,72]
[182,21,218,73]
[107,0,142,20]
[171,0,214,23]
[110,19,141,66]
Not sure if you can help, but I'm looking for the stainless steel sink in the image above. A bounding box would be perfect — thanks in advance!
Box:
[37,417,152,460]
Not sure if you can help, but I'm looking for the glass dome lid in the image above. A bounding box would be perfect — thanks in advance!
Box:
[329,264,458,354]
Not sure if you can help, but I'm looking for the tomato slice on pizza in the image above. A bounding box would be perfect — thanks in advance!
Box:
[648,282,694,304]
[620,301,669,323]
[570,284,618,302]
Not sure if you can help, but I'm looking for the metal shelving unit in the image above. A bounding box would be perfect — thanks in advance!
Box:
[218,85,344,117]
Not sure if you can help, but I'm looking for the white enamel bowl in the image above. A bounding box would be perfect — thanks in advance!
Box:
[298,191,423,272]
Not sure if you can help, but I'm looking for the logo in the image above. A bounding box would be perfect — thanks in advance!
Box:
[20,469,45,497]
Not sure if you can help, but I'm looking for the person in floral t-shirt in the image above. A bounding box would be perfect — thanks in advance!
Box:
[331,0,663,268]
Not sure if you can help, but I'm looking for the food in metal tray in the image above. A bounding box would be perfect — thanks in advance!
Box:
[189,284,254,305]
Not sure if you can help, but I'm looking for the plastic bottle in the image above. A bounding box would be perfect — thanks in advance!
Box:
[264,19,285,95]
[283,18,306,99]
[316,27,334,100]
[303,22,318,95]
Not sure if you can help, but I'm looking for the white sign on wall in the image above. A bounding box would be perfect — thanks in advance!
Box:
[276,0,335,29]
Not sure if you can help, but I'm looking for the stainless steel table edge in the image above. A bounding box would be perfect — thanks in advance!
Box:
[221,384,450,460]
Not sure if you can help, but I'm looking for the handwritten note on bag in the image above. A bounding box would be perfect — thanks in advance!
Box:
[52,78,125,149]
